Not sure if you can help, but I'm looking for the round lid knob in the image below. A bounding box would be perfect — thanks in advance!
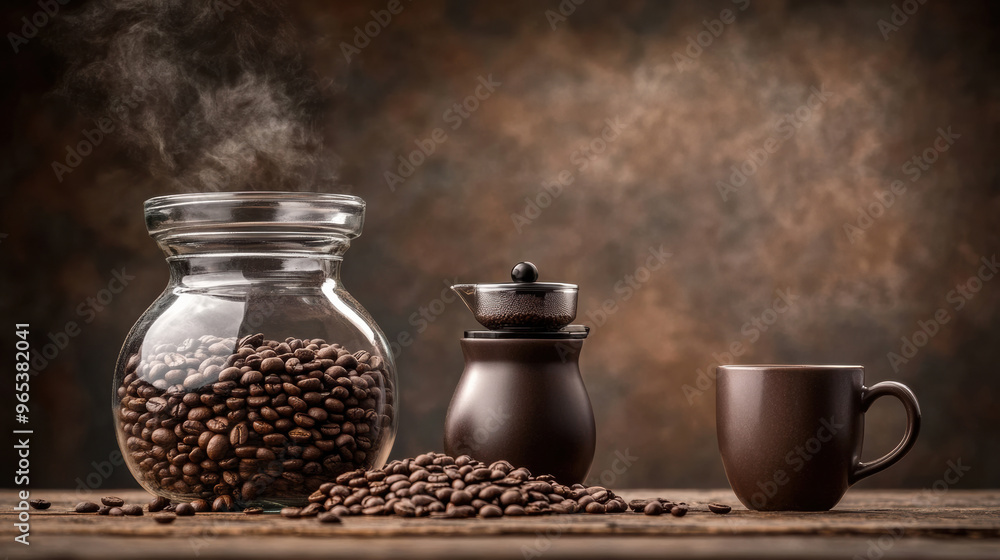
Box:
[510,261,539,283]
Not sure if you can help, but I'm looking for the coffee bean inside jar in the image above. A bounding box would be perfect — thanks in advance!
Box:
[117,333,395,507]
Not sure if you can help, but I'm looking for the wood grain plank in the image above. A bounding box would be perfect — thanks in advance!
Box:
[1,489,997,559]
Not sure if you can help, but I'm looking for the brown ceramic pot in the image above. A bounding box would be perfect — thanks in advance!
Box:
[443,336,596,484]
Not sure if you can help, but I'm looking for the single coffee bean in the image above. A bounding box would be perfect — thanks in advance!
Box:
[281,507,302,518]
[75,501,101,513]
[29,499,51,510]
[174,503,195,516]
[450,490,473,505]
[585,502,606,514]
[628,499,649,512]
[122,504,144,516]
[479,504,503,518]
[504,504,526,516]
[708,503,732,514]
[317,511,343,524]
[212,495,234,512]
[243,507,264,515]
[148,496,170,512]
[644,501,663,515]
[102,496,125,507]
[605,499,626,513]
[108,507,125,516]
[206,433,229,460]
[230,423,249,446]
[671,505,688,517]
[190,499,210,512]
[153,513,177,524]
[300,503,323,517]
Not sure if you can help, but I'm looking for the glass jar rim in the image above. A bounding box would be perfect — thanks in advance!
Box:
[144,191,365,209]
[144,191,366,242]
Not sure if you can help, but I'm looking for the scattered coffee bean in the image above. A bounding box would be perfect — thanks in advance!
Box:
[281,507,302,519]
[628,498,650,512]
[153,513,177,524]
[212,495,234,512]
[148,496,171,512]
[174,503,195,516]
[708,503,732,514]
[643,501,663,516]
[102,496,125,507]
[585,502,606,514]
[300,503,323,517]
[97,506,112,515]
[75,501,101,513]
[188,499,209,512]
[670,504,688,517]
[605,500,625,513]
[108,507,125,516]
[317,511,342,524]
[28,499,51,510]
[122,504,144,516]
[243,507,264,515]
[117,334,395,505]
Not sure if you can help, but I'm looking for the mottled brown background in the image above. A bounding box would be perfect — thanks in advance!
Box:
[1,0,997,491]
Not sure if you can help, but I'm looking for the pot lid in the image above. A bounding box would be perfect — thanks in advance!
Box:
[465,262,578,293]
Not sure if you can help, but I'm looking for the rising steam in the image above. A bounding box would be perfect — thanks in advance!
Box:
[50,0,336,191]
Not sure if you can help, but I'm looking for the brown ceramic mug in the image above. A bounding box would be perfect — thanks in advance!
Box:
[716,365,920,511]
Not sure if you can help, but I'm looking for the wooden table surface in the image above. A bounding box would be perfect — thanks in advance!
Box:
[1,489,998,559]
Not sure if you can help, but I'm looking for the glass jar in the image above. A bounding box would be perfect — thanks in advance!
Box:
[114,192,397,508]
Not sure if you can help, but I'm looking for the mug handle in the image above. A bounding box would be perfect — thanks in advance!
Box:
[850,381,921,484]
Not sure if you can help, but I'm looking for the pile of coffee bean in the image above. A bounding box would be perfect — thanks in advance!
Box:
[66,487,732,525]
[294,452,628,518]
[117,333,395,506]
[475,292,575,330]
